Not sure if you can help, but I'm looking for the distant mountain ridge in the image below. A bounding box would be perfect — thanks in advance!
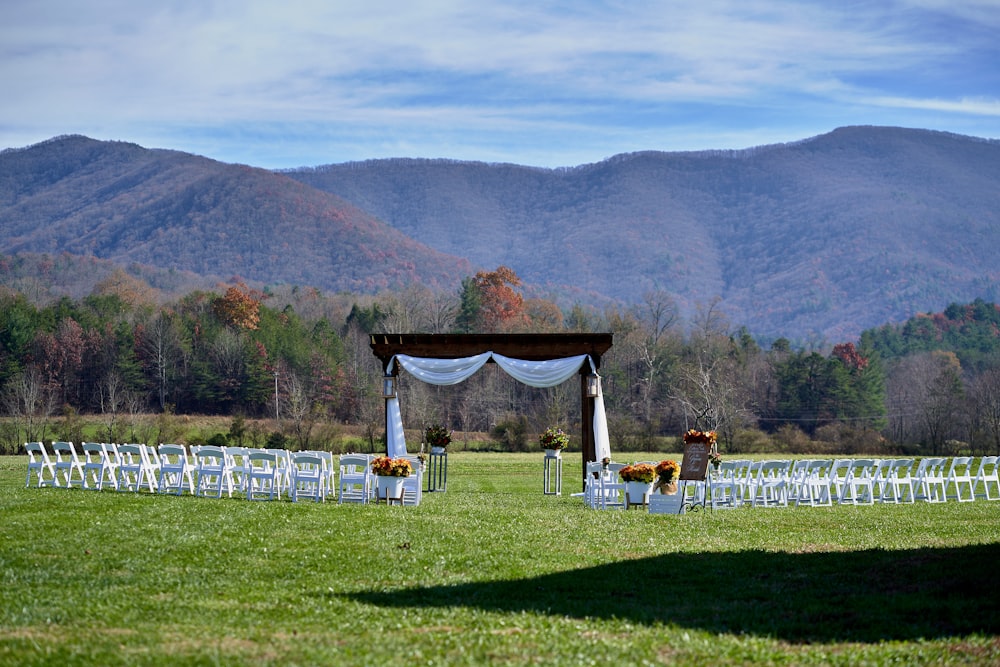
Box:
[2,127,999,342]
[0,135,473,295]
[287,126,1000,341]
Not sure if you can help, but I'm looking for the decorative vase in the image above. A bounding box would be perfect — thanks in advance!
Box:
[655,477,679,495]
[624,481,652,506]
[545,448,562,458]
[375,475,405,502]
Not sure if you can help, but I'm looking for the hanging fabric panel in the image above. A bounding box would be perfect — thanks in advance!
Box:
[593,379,611,462]
[491,353,592,388]
[386,396,407,458]
[393,352,492,386]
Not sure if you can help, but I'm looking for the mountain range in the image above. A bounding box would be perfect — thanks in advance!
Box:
[2,126,999,343]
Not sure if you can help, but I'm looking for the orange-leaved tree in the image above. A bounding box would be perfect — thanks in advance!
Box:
[456,266,527,333]
[213,282,265,330]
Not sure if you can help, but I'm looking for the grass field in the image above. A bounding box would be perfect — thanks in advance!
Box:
[2,452,999,666]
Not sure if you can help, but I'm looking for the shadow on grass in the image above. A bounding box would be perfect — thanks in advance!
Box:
[346,543,1000,643]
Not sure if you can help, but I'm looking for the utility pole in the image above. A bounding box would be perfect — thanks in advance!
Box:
[273,370,279,422]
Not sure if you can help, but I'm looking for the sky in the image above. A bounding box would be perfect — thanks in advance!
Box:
[2,0,999,169]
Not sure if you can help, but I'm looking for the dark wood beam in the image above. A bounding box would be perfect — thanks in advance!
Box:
[370,333,613,371]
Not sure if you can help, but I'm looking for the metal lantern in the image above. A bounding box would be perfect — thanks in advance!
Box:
[585,373,600,398]
[382,374,396,399]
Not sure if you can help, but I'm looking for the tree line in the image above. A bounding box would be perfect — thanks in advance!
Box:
[2,267,999,457]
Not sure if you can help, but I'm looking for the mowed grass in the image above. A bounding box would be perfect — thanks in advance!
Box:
[1,452,998,666]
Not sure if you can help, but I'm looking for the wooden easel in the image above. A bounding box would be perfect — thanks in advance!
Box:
[679,440,712,512]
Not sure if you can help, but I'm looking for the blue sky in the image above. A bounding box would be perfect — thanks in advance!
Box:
[2,0,998,169]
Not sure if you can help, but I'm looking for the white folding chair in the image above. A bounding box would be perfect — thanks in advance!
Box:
[246,450,282,501]
[796,459,834,507]
[827,459,850,503]
[158,444,195,495]
[338,454,372,504]
[267,449,293,496]
[400,455,423,506]
[116,443,157,492]
[787,459,811,504]
[709,460,741,509]
[583,461,605,509]
[290,452,326,502]
[751,460,792,507]
[974,456,999,500]
[914,457,948,502]
[839,459,877,505]
[224,446,251,495]
[596,462,627,510]
[870,458,893,501]
[143,445,161,491]
[51,441,87,489]
[301,450,336,498]
[82,442,117,490]
[739,460,762,505]
[195,446,234,498]
[879,458,915,504]
[946,456,976,502]
[25,442,56,488]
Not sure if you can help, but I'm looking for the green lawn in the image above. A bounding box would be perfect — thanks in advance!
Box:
[2,452,998,666]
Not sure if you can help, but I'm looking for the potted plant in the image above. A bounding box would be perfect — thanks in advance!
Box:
[682,429,717,446]
[619,462,656,506]
[653,459,681,495]
[425,424,452,454]
[539,427,570,457]
[370,455,412,502]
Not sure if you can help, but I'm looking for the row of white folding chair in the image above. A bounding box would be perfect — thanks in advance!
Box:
[24,441,162,493]
[710,457,988,509]
[27,442,429,505]
[152,445,333,502]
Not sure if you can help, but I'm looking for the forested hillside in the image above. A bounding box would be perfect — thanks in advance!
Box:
[2,127,1000,342]
[2,256,999,458]
[290,126,1000,341]
[0,135,473,295]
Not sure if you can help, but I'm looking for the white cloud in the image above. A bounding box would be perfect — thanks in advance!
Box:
[1,0,998,166]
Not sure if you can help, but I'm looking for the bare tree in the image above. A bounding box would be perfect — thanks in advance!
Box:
[137,311,186,411]
[967,367,1000,455]
[281,367,319,449]
[886,352,965,453]
[3,366,56,444]
[98,370,131,443]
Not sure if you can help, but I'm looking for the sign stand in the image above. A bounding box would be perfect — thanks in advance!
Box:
[678,440,712,513]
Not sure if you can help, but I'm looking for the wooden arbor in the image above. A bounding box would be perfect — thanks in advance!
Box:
[370,333,613,484]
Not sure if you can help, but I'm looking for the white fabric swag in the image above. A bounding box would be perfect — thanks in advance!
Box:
[385,352,611,460]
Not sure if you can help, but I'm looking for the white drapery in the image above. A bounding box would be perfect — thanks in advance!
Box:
[385,352,611,460]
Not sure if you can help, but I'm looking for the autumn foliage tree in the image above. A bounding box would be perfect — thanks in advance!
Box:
[456,266,527,332]
[213,282,265,330]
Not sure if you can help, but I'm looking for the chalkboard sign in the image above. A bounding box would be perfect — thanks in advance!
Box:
[679,441,711,481]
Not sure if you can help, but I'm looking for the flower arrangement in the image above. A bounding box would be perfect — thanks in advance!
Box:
[619,463,656,484]
[425,424,452,449]
[683,429,718,446]
[655,459,680,483]
[370,456,412,477]
[708,451,722,468]
[539,427,570,450]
